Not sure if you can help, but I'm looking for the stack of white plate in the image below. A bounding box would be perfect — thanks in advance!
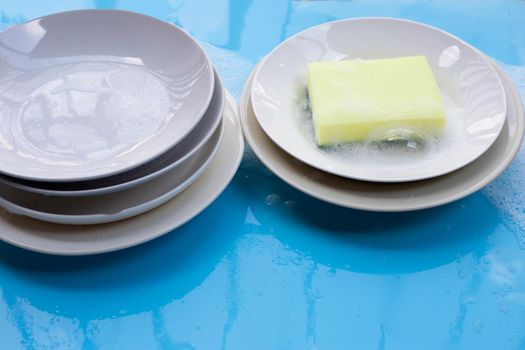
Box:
[242,18,524,212]
[0,10,244,253]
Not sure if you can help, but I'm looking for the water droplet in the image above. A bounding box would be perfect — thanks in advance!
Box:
[327,268,336,277]
[466,297,476,304]
[482,255,491,264]
[272,255,290,266]
[284,200,296,209]
[509,266,517,273]
[245,207,261,226]
[344,264,352,270]
[473,319,484,333]
[265,194,280,206]
[292,256,304,266]
[256,290,264,296]
[500,303,510,313]
[311,288,323,299]
[458,270,467,279]
[482,266,490,272]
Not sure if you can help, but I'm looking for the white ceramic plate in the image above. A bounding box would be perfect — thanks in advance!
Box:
[251,18,507,182]
[0,113,224,225]
[242,61,523,211]
[0,93,243,255]
[0,70,225,196]
[0,10,214,182]
[0,93,243,254]
[0,119,222,225]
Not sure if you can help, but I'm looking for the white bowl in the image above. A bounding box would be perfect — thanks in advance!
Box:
[0,92,244,254]
[0,9,214,182]
[251,18,507,182]
[0,118,223,225]
[0,70,225,196]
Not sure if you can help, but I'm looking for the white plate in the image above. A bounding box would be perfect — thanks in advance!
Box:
[0,119,222,225]
[0,92,243,254]
[0,9,214,182]
[251,18,507,182]
[0,70,225,196]
[242,61,523,211]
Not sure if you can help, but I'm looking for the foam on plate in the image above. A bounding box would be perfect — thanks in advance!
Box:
[482,60,525,248]
[299,88,464,170]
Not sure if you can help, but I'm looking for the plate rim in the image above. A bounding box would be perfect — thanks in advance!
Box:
[250,17,508,182]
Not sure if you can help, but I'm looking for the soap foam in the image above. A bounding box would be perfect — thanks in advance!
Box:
[482,60,525,248]
[201,42,255,101]
[300,88,464,170]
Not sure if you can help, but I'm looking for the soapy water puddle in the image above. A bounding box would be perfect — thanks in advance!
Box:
[299,87,464,168]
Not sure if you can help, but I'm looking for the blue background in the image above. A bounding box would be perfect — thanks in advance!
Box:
[1,1,525,349]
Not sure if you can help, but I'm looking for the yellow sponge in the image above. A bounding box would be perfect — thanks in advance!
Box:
[307,56,446,146]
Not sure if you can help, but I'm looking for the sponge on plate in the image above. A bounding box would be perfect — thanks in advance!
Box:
[307,56,446,146]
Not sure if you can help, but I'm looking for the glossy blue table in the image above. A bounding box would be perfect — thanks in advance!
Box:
[1,1,525,349]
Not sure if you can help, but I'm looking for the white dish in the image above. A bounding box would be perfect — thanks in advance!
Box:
[0,92,243,254]
[0,120,222,225]
[0,117,223,226]
[0,9,214,182]
[251,17,507,182]
[242,61,523,211]
[0,70,225,196]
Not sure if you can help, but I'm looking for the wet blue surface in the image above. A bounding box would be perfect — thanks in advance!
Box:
[1,1,525,349]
